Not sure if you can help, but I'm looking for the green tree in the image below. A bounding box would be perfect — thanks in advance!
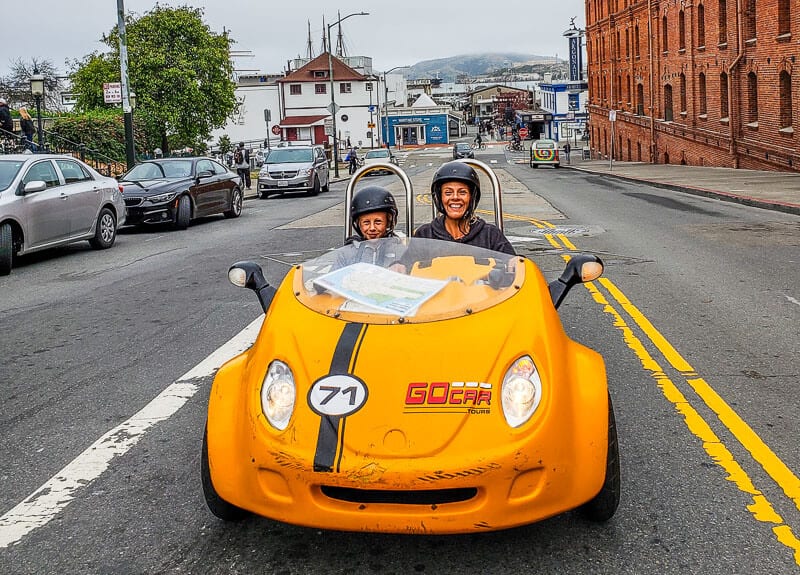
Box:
[218,134,232,156]
[69,5,237,156]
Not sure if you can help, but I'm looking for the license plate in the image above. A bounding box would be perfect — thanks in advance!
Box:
[278,180,289,187]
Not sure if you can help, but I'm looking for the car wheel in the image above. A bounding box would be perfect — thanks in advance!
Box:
[201,426,249,521]
[175,195,191,230]
[580,395,621,522]
[89,208,117,249]
[310,177,320,196]
[322,177,330,193]
[259,190,269,199]
[0,223,13,276]
[224,188,243,218]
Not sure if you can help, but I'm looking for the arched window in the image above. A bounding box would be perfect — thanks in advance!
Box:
[699,73,707,115]
[719,0,728,44]
[697,4,706,47]
[662,15,669,52]
[679,11,686,50]
[720,72,729,118]
[637,83,645,115]
[747,72,758,123]
[778,0,790,36]
[635,25,640,57]
[745,0,756,40]
[664,84,674,121]
[779,71,793,128]
[679,74,687,113]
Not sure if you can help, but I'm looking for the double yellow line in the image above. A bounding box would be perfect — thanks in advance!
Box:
[535,220,800,566]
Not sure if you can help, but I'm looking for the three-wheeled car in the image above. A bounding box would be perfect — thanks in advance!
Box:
[202,160,620,533]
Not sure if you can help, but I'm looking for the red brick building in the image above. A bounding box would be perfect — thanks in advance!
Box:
[586,0,798,171]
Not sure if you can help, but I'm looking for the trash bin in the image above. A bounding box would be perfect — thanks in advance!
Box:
[582,148,591,160]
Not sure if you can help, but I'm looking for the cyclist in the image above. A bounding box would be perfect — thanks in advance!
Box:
[473,133,483,149]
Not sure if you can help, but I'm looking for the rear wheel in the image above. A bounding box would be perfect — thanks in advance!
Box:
[89,207,117,249]
[0,223,13,276]
[201,427,249,521]
[175,195,191,230]
[580,396,621,522]
[310,177,320,196]
[224,188,243,218]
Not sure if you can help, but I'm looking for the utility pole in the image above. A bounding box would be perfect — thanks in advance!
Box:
[117,0,135,169]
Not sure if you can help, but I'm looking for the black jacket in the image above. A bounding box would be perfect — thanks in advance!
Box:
[414,215,515,255]
[20,117,34,137]
[0,105,13,133]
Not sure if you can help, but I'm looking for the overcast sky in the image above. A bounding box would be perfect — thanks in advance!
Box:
[2,0,585,77]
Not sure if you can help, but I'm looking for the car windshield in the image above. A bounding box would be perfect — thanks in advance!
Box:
[296,237,525,324]
[365,150,389,159]
[456,144,471,151]
[536,141,555,149]
[0,160,25,192]
[123,160,194,181]
[266,149,313,163]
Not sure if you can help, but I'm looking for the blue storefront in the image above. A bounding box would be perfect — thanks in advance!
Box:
[382,112,453,147]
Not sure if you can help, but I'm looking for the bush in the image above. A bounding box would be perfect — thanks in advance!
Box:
[47,110,145,162]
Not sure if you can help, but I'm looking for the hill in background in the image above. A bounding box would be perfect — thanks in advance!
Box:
[408,53,560,81]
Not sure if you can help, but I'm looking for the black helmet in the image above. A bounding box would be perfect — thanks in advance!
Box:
[351,186,398,234]
[430,161,481,219]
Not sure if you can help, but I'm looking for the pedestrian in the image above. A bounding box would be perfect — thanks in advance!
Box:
[18,107,35,150]
[414,161,515,255]
[563,141,571,163]
[234,142,251,189]
[347,146,359,175]
[0,98,13,135]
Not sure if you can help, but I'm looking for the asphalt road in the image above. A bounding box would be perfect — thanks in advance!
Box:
[1,147,798,574]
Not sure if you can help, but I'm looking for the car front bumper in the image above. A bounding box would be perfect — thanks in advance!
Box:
[258,175,314,193]
[123,199,176,225]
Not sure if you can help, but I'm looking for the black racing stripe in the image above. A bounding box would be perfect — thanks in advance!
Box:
[313,323,365,473]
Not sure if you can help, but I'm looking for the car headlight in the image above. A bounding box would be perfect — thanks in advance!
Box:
[501,356,542,428]
[146,191,178,204]
[259,170,270,178]
[301,167,313,177]
[261,360,296,430]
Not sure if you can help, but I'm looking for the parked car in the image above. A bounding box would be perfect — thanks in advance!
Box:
[362,148,398,175]
[529,139,561,168]
[119,157,242,229]
[0,154,126,275]
[453,142,475,159]
[257,145,330,198]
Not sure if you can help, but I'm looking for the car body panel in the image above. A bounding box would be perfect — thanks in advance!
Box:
[0,154,125,256]
[206,240,610,534]
[120,157,239,226]
[257,146,329,195]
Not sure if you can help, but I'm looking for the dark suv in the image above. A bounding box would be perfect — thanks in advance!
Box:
[453,142,474,159]
[257,145,330,198]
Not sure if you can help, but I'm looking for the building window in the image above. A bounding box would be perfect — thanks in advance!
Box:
[698,4,706,47]
[720,72,729,118]
[340,82,352,94]
[626,74,631,105]
[662,15,669,53]
[637,83,645,115]
[780,71,792,128]
[626,28,630,58]
[664,84,674,121]
[289,84,301,95]
[315,84,327,94]
[313,70,328,78]
[719,0,728,44]
[679,10,686,50]
[679,73,687,113]
[635,25,640,57]
[747,72,758,123]
[778,0,791,36]
[699,73,707,115]
[616,30,621,59]
[745,0,756,40]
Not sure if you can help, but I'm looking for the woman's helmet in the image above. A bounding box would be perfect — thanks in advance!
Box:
[430,161,481,219]
[351,186,398,234]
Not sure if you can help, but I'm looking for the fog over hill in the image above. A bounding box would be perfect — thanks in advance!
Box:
[407,53,560,81]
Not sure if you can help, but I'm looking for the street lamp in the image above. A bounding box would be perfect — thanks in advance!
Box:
[381,66,409,149]
[29,69,45,151]
[327,11,369,178]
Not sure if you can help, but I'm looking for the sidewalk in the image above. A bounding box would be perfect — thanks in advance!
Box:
[563,153,800,216]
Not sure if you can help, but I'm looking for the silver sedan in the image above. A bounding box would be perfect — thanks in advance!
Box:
[0,154,126,275]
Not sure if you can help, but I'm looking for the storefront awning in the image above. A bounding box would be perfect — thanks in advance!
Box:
[278,114,328,128]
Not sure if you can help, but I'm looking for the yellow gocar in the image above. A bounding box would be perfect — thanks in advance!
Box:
[202,235,620,534]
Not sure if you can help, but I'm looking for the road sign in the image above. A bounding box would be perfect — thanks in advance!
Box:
[368,105,375,113]
[367,122,375,129]
[609,109,617,122]
[103,82,122,104]
[327,102,340,114]
[324,118,334,136]
[518,127,529,138]
[263,109,271,122]
[271,125,281,135]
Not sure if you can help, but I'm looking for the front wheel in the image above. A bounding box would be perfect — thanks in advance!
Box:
[580,396,621,522]
[201,427,249,521]
[310,177,320,196]
[0,223,13,276]
[89,207,117,249]
[174,195,191,230]
[224,188,243,218]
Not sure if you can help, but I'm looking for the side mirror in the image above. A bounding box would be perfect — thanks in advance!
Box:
[548,254,604,309]
[197,170,213,179]
[228,261,277,314]
[22,180,48,194]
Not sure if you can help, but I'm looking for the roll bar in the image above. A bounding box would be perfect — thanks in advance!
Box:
[343,162,415,243]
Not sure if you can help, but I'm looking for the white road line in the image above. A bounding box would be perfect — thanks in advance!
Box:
[0,315,264,548]
[784,294,800,307]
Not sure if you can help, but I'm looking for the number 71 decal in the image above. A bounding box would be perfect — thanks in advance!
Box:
[308,374,369,417]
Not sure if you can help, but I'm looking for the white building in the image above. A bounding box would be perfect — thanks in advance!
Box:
[209,73,282,150]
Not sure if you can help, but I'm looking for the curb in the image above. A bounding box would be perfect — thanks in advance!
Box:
[564,165,800,217]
